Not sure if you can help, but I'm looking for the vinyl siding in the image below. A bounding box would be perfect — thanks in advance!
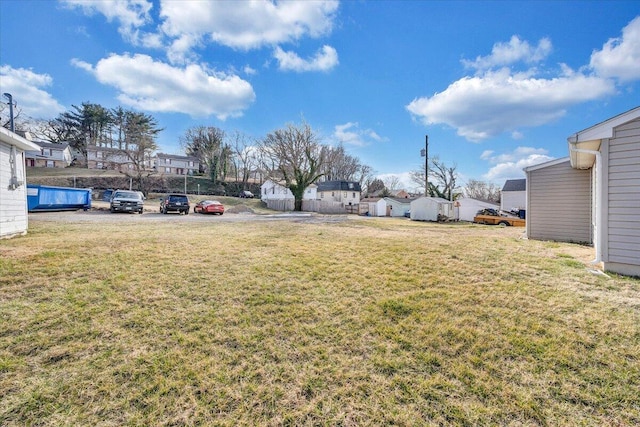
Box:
[606,118,640,269]
[527,160,592,243]
[0,142,29,238]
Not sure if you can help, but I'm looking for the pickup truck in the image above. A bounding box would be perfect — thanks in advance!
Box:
[473,208,525,227]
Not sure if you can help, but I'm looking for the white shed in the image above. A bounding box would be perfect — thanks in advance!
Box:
[456,197,500,222]
[382,197,413,217]
[410,197,453,221]
[1,127,40,239]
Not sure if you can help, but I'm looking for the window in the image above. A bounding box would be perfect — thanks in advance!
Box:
[165,167,171,173]
[348,182,354,189]
[352,192,356,198]
[165,158,171,164]
[331,192,335,197]
[321,193,324,199]
[189,161,194,167]
[46,160,54,168]
[344,192,347,198]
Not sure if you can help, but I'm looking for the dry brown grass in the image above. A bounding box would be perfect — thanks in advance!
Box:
[1,217,639,426]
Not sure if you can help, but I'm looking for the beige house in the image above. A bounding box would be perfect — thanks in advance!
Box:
[526,106,640,277]
[86,146,143,171]
[316,181,361,206]
[153,153,199,175]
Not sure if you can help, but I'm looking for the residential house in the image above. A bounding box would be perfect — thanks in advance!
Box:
[86,145,137,170]
[524,158,592,244]
[526,106,640,277]
[0,127,40,239]
[410,197,453,222]
[154,153,199,175]
[316,180,361,206]
[25,141,72,168]
[455,197,501,222]
[501,179,526,211]
[260,179,318,201]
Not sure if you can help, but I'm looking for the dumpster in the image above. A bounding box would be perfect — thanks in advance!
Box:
[27,185,92,212]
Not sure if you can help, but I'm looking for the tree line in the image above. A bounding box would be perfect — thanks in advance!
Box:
[2,101,501,208]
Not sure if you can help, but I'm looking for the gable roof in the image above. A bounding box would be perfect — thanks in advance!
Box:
[32,141,70,150]
[567,106,640,169]
[316,180,362,192]
[156,152,199,162]
[502,179,526,192]
[0,126,40,151]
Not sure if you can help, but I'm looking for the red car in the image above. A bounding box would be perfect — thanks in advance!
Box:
[194,200,225,215]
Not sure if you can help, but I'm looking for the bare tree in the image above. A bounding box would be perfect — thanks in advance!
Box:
[410,156,458,199]
[322,144,361,181]
[463,179,501,203]
[384,175,402,193]
[180,126,225,183]
[116,111,161,194]
[230,131,257,190]
[259,121,326,211]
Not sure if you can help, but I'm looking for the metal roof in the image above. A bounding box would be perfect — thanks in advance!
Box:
[502,179,526,192]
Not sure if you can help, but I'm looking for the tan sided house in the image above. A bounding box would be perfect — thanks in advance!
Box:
[525,106,640,277]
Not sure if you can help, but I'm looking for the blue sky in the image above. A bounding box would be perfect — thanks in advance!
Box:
[1,0,639,191]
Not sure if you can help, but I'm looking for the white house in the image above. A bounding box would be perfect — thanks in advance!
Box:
[260,179,318,201]
[501,179,526,211]
[455,197,501,222]
[525,106,640,277]
[25,141,72,168]
[410,197,453,222]
[316,181,361,206]
[0,127,40,239]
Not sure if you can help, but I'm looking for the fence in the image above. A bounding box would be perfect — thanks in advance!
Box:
[264,198,358,214]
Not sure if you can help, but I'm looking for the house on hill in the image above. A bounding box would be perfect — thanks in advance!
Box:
[1,127,40,239]
[501,179,526,211]
[525,106,640,277]
[25,141,72,168]
[153,153,199,175]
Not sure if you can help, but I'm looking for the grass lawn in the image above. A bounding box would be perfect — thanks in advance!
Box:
[1,218,638,426]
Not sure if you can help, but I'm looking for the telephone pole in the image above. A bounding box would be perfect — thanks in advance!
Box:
[420,135,428,196]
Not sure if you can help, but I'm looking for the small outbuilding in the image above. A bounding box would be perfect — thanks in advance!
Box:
[410,197,453,222]
[501,179,526,211]
[455,197,501,222]
[0,127,40,239]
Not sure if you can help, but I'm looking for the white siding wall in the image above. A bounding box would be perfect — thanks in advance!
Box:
[0,142,29,238]
[527,160,592,244]
[605,118,640,275]
[457,198,500,222]
[501,190,526,211]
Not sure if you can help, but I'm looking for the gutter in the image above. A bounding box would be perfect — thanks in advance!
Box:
[568,144,602,264]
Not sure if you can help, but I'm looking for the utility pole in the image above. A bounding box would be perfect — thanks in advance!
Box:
[420,135,428,196]
[3,93,15,132]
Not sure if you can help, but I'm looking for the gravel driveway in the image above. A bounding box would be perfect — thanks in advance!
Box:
[28,202,353,225]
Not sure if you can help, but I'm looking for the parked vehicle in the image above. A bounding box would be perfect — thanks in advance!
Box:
[239,190,254,198]
[473,208,525,227]
[160,193,190,215]
[110,189,144,214]
[194,200,225,215]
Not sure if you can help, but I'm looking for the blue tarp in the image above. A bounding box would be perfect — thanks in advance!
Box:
[27,185,92,212]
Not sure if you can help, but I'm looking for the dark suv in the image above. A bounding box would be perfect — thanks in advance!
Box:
[160,193,190,214]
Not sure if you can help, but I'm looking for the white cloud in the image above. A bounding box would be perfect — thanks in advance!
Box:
[274,45,338,72]
[590,16,640,83]
[463,36,552,71]
[333,122,385,147]
[481,146,554,182]
[62,0,154,46]
[406,67,616,142]
[72,54,255,119]
[0,65,66,119]
[160,0,339,59]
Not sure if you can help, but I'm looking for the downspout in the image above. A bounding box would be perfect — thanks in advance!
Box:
[568,144,602,264]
